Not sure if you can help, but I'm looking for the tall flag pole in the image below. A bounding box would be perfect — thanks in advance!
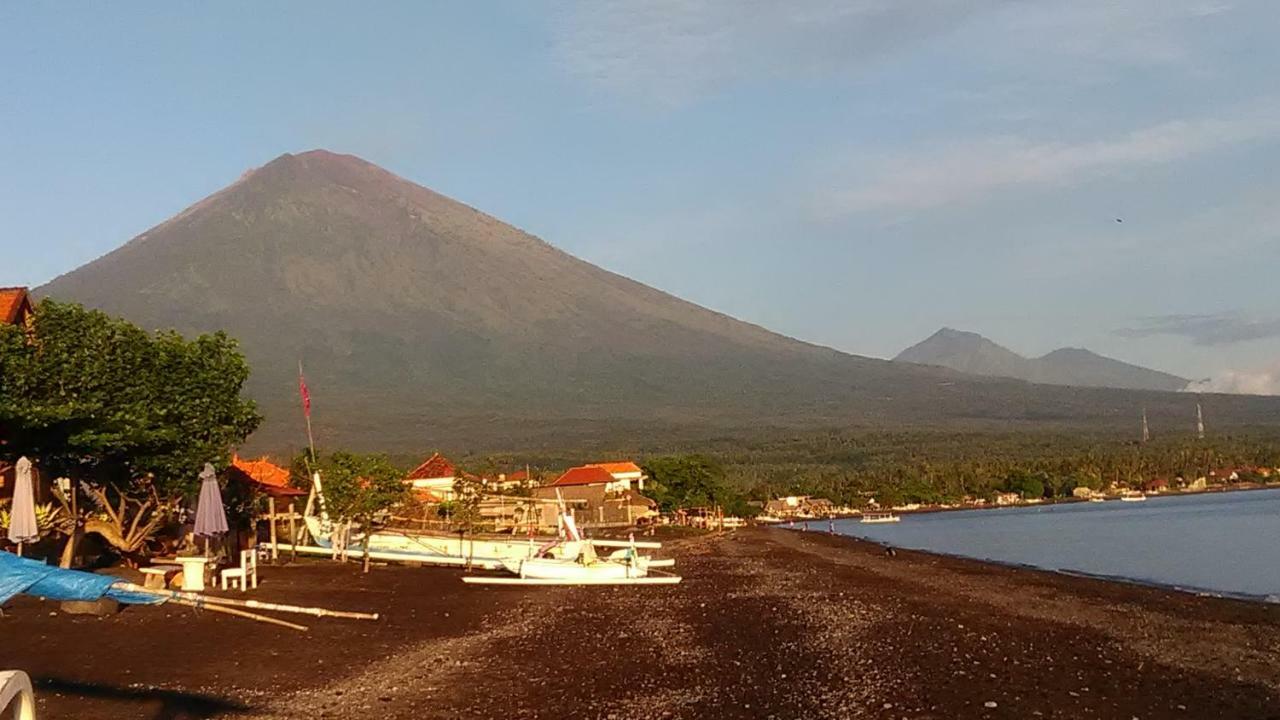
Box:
[298,360,317,463]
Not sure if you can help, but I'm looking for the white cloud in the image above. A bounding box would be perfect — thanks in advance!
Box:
[1185,363,1280,395]
[816,106,1280,216]
[551,0,1243,105]
[551,0,996,104]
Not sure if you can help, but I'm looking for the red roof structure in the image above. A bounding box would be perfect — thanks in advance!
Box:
[585,461,643,476]
[407,452,456,480]
[549,465,617,487]
[0,287,34,326]
[229,455,306,497]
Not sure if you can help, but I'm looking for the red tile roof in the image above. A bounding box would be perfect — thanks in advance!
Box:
[230,455,306,497]
[0,288,33,326]
[407,452,456,480]
[550,465,617,487]
[586,461,643,475]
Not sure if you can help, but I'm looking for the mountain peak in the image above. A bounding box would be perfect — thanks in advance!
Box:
[897,330,1188,391]
[38,152,1249,450]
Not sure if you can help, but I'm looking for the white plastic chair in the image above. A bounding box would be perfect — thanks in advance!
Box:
[219,549,258,591]
[0,670,35,720]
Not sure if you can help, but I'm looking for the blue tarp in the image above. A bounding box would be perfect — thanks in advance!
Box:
[0,552,162,606]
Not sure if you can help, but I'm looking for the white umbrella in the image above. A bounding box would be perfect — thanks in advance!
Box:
[7,457,39,556]
[193,463,229,556]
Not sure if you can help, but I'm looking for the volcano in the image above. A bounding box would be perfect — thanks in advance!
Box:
[39,151,1279,451]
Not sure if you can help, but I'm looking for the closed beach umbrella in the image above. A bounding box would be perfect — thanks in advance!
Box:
[193,463,229,540]
[7,457,40,555]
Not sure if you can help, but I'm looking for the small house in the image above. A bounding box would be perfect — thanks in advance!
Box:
[228,456,306,499]
[994,492,1021,506]
[584,461,646,491]
[0,287,34,329]
[405,452,458,501]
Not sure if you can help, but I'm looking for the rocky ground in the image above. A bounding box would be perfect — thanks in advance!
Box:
[2,528,1278,719]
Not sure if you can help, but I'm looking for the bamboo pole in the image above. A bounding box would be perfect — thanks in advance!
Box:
[113,582,380,621]
[268,496,279,561]
[288,501,298,562]
[165,595,308,631]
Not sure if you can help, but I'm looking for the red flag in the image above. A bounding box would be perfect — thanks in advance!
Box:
[298,373,311,417]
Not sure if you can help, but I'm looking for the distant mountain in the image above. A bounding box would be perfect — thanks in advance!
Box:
[896,329,1189,392]
[38,151,1275,451]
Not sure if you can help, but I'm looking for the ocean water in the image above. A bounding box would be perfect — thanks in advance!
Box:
[828,488,1280,600]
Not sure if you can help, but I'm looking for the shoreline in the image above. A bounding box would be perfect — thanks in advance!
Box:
[3,527,1278,718]
[807,526,1280,606]
[776,481,1280,523]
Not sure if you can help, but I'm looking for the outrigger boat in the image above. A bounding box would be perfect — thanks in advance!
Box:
[295,472,672,573]
[860,512,901,524]
[463,503,682,586]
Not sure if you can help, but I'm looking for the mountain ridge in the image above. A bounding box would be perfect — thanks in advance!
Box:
[37,150,1279,451]
[896,328,1189,392]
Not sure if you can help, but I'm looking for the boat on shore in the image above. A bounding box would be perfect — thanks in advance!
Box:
[861,512,901,524]
[301,473,662,566]
[1120,491,1147,503]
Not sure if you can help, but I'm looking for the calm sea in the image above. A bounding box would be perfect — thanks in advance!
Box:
[828,488,1280,600]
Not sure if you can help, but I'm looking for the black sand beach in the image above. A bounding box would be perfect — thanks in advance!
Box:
[2,528,1278,719]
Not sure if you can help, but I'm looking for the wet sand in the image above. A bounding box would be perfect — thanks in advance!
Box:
[2,528,1278,719]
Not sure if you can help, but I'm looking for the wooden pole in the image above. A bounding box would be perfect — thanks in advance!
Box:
[113,582,379,621]
[287,502,297,562]
[165,595,308,631]
[268,496,279,561]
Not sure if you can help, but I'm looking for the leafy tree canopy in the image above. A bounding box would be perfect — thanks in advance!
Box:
[0,299,261,497]
[643,455,750,516]
[313,451,406,525]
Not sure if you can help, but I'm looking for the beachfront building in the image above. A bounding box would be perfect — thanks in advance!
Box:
[584,461,646,491]
[763,495,835,519]
[405,452,458,501]
[993,492,1021,506]
[0,287,34,330]
[531,466,660,527]
[227,456,307,500]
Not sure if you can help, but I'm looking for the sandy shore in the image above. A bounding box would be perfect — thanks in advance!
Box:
[2,528,1278,719]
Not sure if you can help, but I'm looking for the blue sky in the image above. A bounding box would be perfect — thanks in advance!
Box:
[2,1,1278,391]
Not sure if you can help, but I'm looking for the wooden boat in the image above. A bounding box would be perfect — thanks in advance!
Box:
[1120,491,1147,502]
[464,508,682,586]
[301,473,662,566]
[860,512,901,524]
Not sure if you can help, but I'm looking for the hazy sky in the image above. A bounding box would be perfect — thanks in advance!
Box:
[2,1,1278,391]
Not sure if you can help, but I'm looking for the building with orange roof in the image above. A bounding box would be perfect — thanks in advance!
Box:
[405,452,458,501]
[0,287,34,329]
[228,455,306,498]
[532,465,659,527]
[548,465,617,489]
[585,461,646,491]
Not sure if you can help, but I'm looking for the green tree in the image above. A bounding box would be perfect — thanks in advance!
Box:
[0,300,260,561]
[643,455,750,517]
[449,470,487,534]
[314,451,407,572]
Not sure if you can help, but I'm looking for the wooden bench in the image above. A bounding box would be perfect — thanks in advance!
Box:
[139,566,179,590]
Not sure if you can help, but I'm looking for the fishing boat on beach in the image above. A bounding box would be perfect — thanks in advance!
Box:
[463,508,681,586]
[290,472,665,568]
[861,512,901,524]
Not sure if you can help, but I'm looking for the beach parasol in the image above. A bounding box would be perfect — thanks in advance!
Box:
[193,463,228,556]
[6,457,39,556]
